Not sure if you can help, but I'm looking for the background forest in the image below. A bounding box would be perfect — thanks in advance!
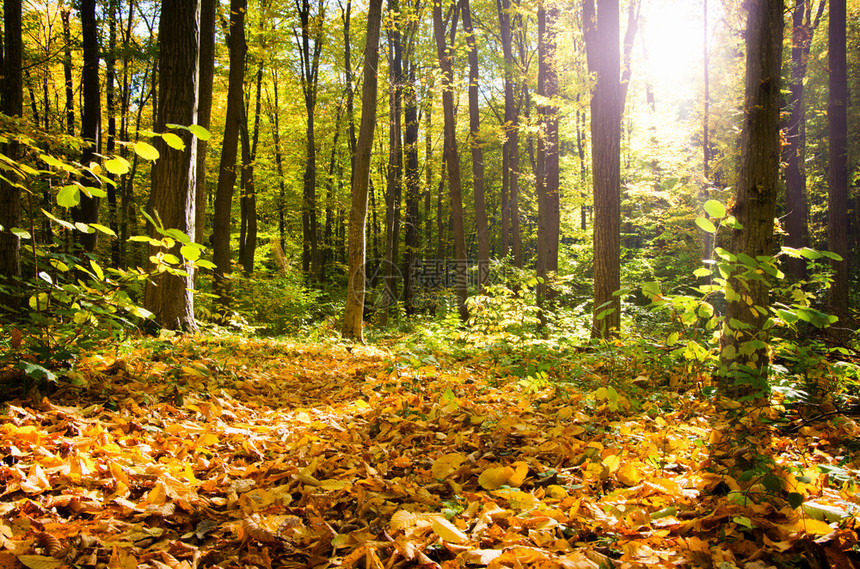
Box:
[0,0,859,385]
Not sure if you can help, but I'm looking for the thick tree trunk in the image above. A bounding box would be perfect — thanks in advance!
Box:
[827,0,849,330]
[434,0,469,321]
[461,0,489,291]
[75,0,101,253]
[0,0,22,312]
[212,0,246,310]
[584,0,622,338]
[342,0,383,341]
[718,0,784,390]
[143,0,202,332]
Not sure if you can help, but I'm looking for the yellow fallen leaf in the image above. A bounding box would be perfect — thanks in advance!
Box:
[479,466,515,490]
[616,463,640,486]
[198,433,219,446]
[431,517,468,544]
[431,453,466,480]
[507,461,529,487]
[17,555,63,569]
[602,454,621,474]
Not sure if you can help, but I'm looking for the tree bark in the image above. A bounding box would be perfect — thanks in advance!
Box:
[212,0,246,311]
[106,0,121,266]
[0,0,22,312]
[238,68,261,277]
[718,0,784,390]
[403,60,420,313]
[143,0,202,332]
[61,3,74,136]
[434,0,469,321]
[75,0,101,253]
[584,0,622,338]
[342,0,383,341]
[827,0,849,330]
[536,1,559,324]
[461,0,489,291]
[195,0,216,250]
[497,0,520,264]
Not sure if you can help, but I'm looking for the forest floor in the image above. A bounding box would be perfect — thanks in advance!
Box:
[0,335,859,569]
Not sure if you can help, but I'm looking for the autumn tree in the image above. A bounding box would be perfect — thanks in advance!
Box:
[718,0,783,391]
[434,0,469,320]
[584,0,622,338]
[342,0,384,341]
[828,0,849,328]
[143,0,205,331]
[212,0,247,311]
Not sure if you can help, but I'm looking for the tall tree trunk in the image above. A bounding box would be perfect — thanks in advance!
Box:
[783,0,823,280]
[702,0,712,263]
[143,0,202,332]
[461,0,489,290]
[238,68,261,276]
[342,0,384,341]
[75,0,101,253]
[297,0,325,280]
[718,0,784,391]
[584,0,622,338]
[106,0,121,266]
[827,0,849,329]
[268,73,287,252]
[61,3,74,136]
[0,0,22,312]
[424,82,434,253]
[382,5,404,323]
[536,1,559,324]
[434,1,468,320]
[403,61,420,313]
[212,0,246,311]
[322,100,344,282]
[196,0,217,249]
[497,0,520,264]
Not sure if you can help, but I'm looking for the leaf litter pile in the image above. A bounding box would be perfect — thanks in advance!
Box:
[1,337,859,568]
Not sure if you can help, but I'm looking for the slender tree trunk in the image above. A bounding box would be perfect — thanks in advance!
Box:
[143,0,202,332]
[497,0,520,264]
[212,0,246,311]
[75,0,101,253]
[536,1,559,324]
[718,0,784,390]
[342,0,384,341]
[1,0,22,312]
[783,0,822,280]
[238,69,261,276]
[827,0,849,329]
[106,0,121,266]
[461,0,489,290]
[322,101,344,282]
[268,74,287,251]
[196,0,216,249]
[434,1,468,320]
[61,4,74,136]
[424,83,434,253]
[584,0,622,338]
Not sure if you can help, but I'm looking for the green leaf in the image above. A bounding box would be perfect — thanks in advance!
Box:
[162,254,181,265]
[180,244,201,261]
[41,208,76,230]
[695,217,716,233]
[787,492,804,509]
[11,228,31,240]
[134,141,160,161]
[57,185,81,208]
[703,200,727,218]
[693,267,711,278]
[595,308,615,321]
[666,331,679,346]
[188,124,212,140]
[75,222,94,233]
[732,515,754,529]
[89,223,117,236]
[105,157,130,175]
[799,248,822,260]
[161,132,186,150]
[819,250,843,261]
[195,259,216,270]
[90,259,105,281]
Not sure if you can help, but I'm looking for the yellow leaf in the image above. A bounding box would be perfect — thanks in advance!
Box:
[799,517,835,536]
[17,555,63,569]
[546,485,568,499]
[602,454,621,474]
[198,433,219,446]
[507,461,529,487]
[319,479,351,491]
[431,453,466,480]
[430,517,468,544]
[479,466,515,490]
[616,463,641,486]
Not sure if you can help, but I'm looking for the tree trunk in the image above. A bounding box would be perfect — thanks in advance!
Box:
[718,0,784,391]
[584,0,622,339]
[434,1,469,320]
[403,60,420,313]
[268,74,287,252]
[827,0,849,331]
[106,0,120,266]
[783,0,823,280]
[196,0,217,250]
[143,0,202,332]
[342,0,383,341]
[0,0,22,312]
[497,0,520,265]
[238,68,261,277]
[212,0,246,311]
[61,3,74,136]
[75,0,101,253]
[537,1,559,324]
[461,0,489,291]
